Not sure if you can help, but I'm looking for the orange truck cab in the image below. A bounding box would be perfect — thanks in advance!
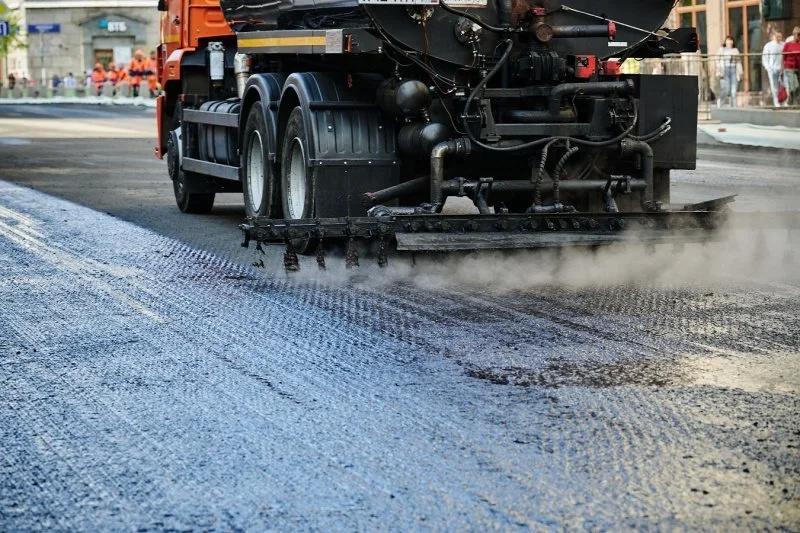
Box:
[155,0,232,158]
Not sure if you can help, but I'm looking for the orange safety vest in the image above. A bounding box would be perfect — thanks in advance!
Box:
[91,69,106,88]
[116,69,129,86]
[107,69,119,83]
[146,58,158,92]
[128,58,147,86]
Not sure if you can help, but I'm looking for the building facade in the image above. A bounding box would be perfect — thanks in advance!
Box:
[4,0,159,83]
[673,0,800,100]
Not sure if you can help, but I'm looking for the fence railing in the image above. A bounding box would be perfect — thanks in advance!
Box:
[0,79,159,101]
[622,51,800,110]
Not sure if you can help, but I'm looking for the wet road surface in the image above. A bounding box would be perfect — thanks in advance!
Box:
[1,105,799,529]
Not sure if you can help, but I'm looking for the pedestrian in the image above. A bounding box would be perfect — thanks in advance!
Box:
[107,63,119,84]
[716,36,742,108]
[128,49,148,97]
[763,31,785,107]
[63,72,77,89]
[51,73,62,89]
[783,27,800,106]
[146,50,159,97]
[7,73,16,90]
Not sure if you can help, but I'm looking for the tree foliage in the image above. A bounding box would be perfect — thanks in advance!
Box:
[0,6,27,58]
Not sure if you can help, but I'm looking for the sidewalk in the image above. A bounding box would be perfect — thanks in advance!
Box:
[697,122,800,152]
[710,107,800,129]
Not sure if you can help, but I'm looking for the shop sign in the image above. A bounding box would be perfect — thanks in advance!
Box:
[98,18,128,32]
[28,23,61,34]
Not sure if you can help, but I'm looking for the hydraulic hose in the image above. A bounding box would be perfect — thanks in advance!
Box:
[439,2,517,33]
[552,143,579,204]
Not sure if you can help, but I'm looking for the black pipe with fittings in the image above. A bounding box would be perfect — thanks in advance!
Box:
[620,138,655,210]
[548,80,634,117]
[430,138,471,208]
[362,176,428,208]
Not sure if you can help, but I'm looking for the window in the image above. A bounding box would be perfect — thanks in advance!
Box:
[763,0,793,20]
[727,0,762,92]
[676,0,708,52]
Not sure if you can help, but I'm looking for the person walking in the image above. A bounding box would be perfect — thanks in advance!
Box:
[783,27,800,106]
[763,32,785,107]
[716,36,742,108]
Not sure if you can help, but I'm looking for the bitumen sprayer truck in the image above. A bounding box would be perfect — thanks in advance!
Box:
[154,0,745,270]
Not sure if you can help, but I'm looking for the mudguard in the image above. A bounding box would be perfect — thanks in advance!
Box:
[240,73,285,165]
[278,72,400,217]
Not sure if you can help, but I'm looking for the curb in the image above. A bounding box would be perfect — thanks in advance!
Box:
[696,128,800,155]
[697,140,800,156]
[0,97,157,108]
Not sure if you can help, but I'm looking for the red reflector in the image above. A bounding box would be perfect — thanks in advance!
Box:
[574,55,597,79]
[601,60,621,77]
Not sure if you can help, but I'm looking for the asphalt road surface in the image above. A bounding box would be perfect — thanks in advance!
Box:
[1,104,798,530]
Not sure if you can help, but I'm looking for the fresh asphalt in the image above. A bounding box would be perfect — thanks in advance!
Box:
[0,104,798,529]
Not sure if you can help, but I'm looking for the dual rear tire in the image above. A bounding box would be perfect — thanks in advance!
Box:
[242,105,315,252]
[242,104,314,221]
[172,102,315,249]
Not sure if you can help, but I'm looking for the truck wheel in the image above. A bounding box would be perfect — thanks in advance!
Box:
[173,171,215,214]
[280,106,316,252]
[242,102,277,217]
[168,108,215,214]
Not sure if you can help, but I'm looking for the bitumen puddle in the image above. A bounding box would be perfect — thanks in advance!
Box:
[1,179,798,529]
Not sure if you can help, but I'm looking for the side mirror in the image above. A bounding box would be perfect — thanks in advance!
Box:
[157,0,167,11]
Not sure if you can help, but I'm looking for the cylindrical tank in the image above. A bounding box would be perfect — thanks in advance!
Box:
[221,0,676,67]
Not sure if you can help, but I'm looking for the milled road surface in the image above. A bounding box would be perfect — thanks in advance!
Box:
[1,105,799,529]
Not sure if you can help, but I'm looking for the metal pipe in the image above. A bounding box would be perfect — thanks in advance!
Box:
[441,179,645,194]
[505,109,576,123]
[620,139,655,209]
[362,176,427,208]
[430,138,471,207]
[549,80,634,116]
[233,53,250,99]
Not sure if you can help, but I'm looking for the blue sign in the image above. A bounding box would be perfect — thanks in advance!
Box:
[0,21,10,37]
[27,23,61,34]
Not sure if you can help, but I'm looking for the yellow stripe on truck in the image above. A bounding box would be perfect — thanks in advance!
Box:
[238,36,327,48]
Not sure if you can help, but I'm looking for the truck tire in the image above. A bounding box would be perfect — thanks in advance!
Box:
[173,171,216,214]
[168,104,215,214]
[280,106,316,252]
[242,102,277,217]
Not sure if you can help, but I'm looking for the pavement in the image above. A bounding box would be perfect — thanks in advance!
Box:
[698,122,800,152]
[1,105,799,529]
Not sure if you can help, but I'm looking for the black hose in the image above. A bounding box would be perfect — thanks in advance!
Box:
[552,144,579,204]
[532,139,559,205]
[462,40,641,154]
[438,1,517,34]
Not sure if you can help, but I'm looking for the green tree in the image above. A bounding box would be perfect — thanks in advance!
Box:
[0,7,26,62]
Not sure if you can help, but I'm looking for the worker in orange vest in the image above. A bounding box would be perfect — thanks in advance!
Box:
[107,64,119,84]
[115,64,129,86]
[146,51,159,97]
[128,49,148,97]
[90,63,106,93]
